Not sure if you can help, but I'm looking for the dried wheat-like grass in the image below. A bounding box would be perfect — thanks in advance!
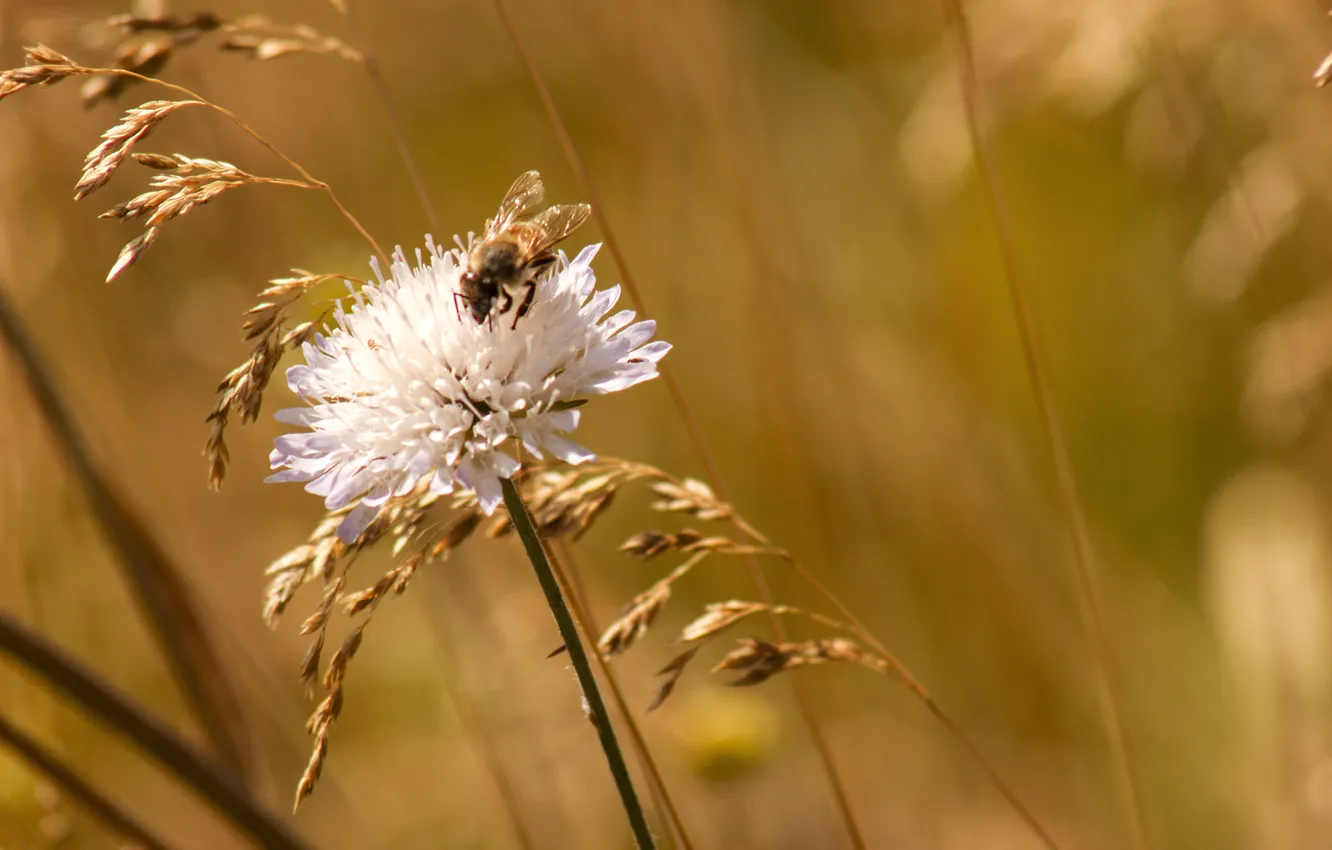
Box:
[648,647,700,712]
[220,16,362,63]
[509,457,897,708]
[2,43,385,277]
[267,485,496,808]
[0,45,81,101]
[1317,51,1332,88]
[647,477,732,522]
[678,600,776,643]
[257,435,873,795]
[263,459,675,804]
[620,529,738,559]
[263,513,345,628]
[599,581,673,658]
[79,11,357,106]
[75,100,199,200]
[97,153,315,282]
[331,455,869,709]
[483,466,619,541]
[714,637,887,687]
[206,271,355,488]
[81,12,223,107]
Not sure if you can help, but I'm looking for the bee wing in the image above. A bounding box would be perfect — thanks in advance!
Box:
[526,203,592,255]
[488,171,545,234]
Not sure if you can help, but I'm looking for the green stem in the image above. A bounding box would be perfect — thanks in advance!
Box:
[499,478,655,850]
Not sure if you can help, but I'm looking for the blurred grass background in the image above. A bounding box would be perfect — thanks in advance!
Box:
[2,0,1332,847]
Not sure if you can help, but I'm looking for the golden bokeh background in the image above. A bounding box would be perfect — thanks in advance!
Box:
[3,0,1332,847]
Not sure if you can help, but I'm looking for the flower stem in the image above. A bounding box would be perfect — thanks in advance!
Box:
[499,478,655,850]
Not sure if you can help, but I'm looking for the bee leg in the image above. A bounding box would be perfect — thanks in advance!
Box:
[512,282,537,330]
[452,291,466,323]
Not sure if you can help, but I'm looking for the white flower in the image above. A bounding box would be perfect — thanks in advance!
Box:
[266,237,669,543]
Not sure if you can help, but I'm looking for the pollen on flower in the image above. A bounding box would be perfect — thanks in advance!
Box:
[266,237,669,543]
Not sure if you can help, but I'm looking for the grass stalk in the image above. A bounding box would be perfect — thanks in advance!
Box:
[499,478,655,850]
[420,567,538,850]
[0,711,170,850]
[330,0,441,234]
[941,3,1153,848]
[0,610,309,850]
[0,284,253,782]
[487,4,866,844]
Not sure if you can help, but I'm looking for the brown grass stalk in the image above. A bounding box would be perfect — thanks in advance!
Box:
[0,711,170,850]
[486,2,867,845]
[327,0,441,233]
[611,459,1063,847]
[551,540,696,850]
[941,2,1153,849]
[0,610,309,850]
[420,567,538,850]
[0,283,253,783]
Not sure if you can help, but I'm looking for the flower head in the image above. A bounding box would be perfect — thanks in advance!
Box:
[267,237,669,542]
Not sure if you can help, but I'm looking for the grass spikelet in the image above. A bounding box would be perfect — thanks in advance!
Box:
[1317,50,1332,88]
[105,11,225,35]
[427,510,483,561]
[678,601,771,643]
[485,467,624,540]
[75,100,199,200]
[270,487,509,806]
[0,45,80,101]
[598,581,672,657]
[263,513,345,627]
[649,478,731,521]
[714,637,886,687]
[220,16,363,63]
[207,270,347,487]
[95,154,317,282]
[81,12,222,106]
[620,529,738,559]
[104,225,162,282]
[647,648,700,713]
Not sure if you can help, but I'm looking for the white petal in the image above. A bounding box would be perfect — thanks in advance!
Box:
[337,502,380,543]
[474,473,503,514]
[491,451,521,478]
[543,435,595,464]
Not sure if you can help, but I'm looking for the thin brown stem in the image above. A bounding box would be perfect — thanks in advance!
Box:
[605,456,1060,847]
[0,711,171,850]
[331,0,441,234]
[481,10,876,804]
[72,66,385,263]
[551,541,696,850]
[941,3,1152,849]
[419,569,537,850]
[780,556,1060,850]
[0,610,309,850]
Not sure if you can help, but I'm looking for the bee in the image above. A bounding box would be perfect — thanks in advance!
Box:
[458,170,592,329]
